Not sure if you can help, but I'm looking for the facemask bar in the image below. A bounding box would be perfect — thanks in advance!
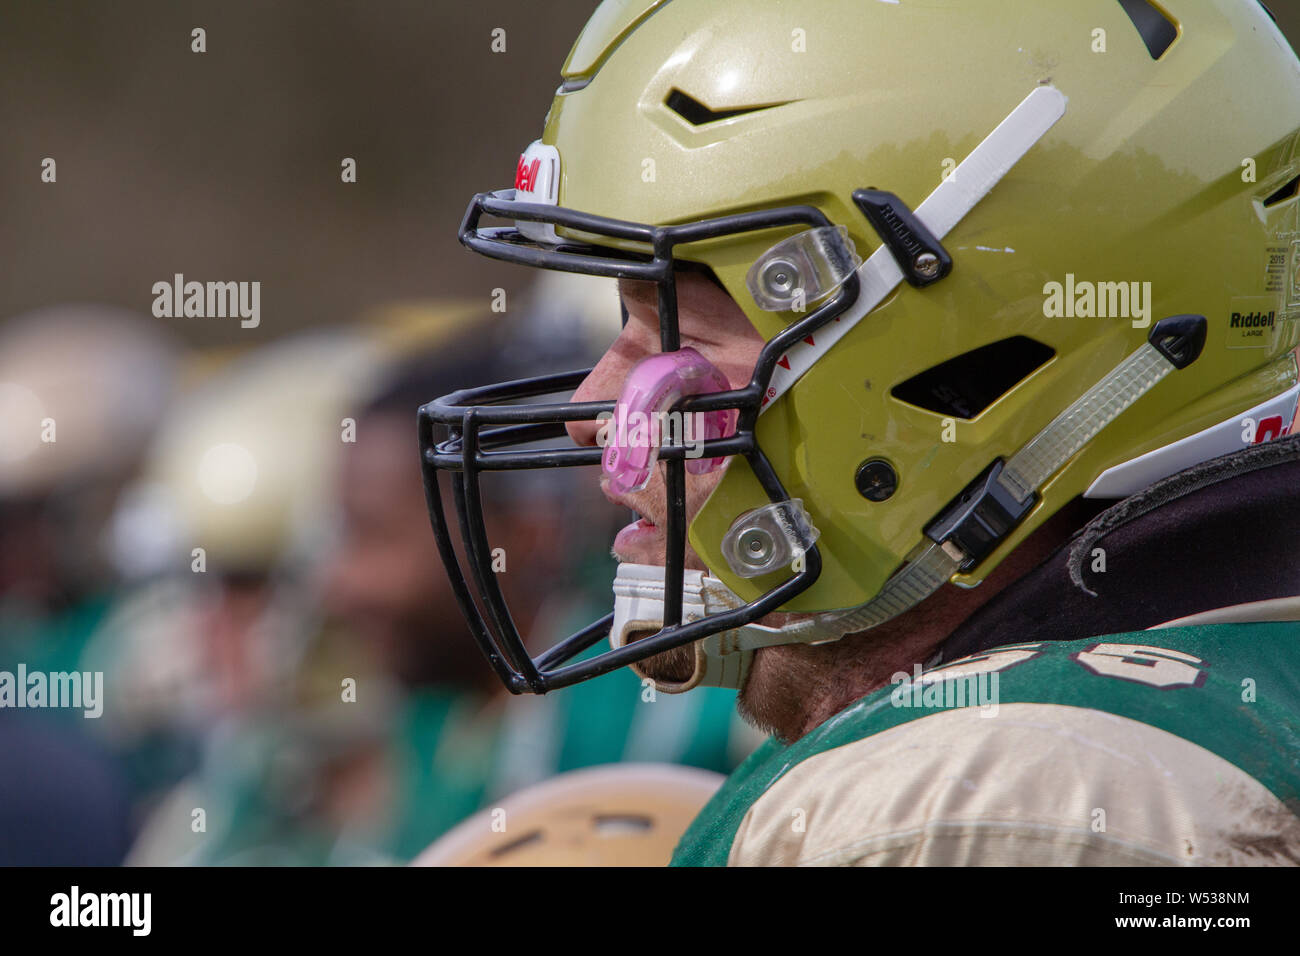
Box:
[421,188,861,693]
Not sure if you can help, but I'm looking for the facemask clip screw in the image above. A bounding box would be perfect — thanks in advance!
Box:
[913,252,941,280]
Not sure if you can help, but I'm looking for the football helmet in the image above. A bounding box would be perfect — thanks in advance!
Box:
[411,764,724,867]
[421,0,1300,694]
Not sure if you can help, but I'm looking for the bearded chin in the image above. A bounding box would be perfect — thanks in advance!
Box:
[628,630,697,684]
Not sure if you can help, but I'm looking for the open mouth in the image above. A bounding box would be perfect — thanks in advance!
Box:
[613,507,662,562]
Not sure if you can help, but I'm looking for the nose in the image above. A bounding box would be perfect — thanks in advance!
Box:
[565,347,631,447]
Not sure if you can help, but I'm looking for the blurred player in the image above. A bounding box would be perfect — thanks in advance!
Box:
[96,330,387,864]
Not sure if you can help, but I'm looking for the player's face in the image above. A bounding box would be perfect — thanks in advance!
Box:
[566,272,765,681]
[567,272,764,568]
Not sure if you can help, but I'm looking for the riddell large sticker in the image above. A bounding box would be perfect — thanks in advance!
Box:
[1227,295,1280,349]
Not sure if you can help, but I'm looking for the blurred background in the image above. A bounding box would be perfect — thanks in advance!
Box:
[1,1,1297,865]
[0,0,767,866]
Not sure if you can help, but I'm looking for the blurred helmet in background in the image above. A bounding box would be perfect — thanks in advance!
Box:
[0,304,181,605]
[108,331,382,581]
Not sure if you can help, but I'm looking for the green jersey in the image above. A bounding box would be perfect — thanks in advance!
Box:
[672,622,1300,866]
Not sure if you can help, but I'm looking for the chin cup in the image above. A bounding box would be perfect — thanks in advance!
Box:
[609,562,821,694]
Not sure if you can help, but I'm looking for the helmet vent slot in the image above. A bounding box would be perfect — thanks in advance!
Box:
[665,88,781,125]
[1262,174,1300,208]
[891,336,1055,420]
[1117,0,1179,60]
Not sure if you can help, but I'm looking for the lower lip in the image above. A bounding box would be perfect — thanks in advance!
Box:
[614,517,660,555]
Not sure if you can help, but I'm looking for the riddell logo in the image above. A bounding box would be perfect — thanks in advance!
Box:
[515,155,541,192]
[1229,310,1275,329]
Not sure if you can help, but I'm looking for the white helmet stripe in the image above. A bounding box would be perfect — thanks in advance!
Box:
[761,84,1069,411]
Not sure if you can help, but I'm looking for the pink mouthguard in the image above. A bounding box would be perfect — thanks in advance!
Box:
[601,347,736,495]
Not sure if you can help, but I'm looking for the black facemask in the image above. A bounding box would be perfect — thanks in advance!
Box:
[418,185,861,693]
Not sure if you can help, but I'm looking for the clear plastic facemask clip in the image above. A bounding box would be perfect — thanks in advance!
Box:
[721,499,821,579]
[745,225,861,313]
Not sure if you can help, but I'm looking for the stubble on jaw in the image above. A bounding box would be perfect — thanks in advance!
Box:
[632,632,697,684]
[735,594,958,743]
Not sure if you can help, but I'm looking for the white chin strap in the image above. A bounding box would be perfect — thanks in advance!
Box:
[610,563,825,694]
